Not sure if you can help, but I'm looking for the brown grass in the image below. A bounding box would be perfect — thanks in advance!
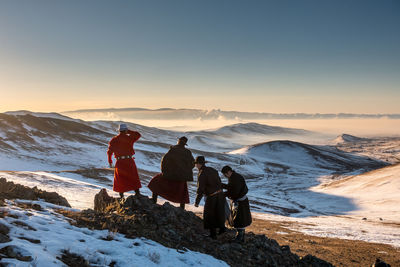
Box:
[246,217,400,267]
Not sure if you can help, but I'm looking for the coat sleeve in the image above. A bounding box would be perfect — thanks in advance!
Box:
[189,152,195,169]
[107,139,114,164]
[128,130,141,142]
[195,172,206,206]
[161,150,173,174]
[226,176,242,200]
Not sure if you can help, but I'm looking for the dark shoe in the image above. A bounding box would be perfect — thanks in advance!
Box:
[152,193,158,204]
[209,228,217,240]
[119,192,124,199]
[233,229,245,243]
[135,190,144,198]
[179,203,185,210]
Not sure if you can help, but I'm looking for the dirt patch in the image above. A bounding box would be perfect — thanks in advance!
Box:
[247,217,400,267]
[57,168,114,184]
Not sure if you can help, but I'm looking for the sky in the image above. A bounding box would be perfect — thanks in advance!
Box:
[0,0,399,113]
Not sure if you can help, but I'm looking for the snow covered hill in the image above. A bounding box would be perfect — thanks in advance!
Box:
[184,123,321,152]
[230,140,385,172]
[312,163,400,222]
[332,133,369,144]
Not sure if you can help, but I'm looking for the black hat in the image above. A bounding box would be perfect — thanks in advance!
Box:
[221,165,232,174]
[178,136,188,146]
[194,156,206,164]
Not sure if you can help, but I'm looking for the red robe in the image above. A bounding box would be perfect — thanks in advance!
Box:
[107,130,141,193]
[148,173,189,204]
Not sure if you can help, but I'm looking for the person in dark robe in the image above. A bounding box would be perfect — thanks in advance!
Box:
[148,136,194,209]
[107,123,142,198]
[194,156,226,239]
[221,165,252,243]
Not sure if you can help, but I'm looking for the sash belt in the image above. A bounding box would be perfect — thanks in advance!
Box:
[208,189,222,197]
[116,155,133,160]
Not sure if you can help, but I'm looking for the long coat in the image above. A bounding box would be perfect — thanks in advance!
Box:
[223,171,252,228]
[161,144,194,181]
[148,143,193,204]
[107,130,141,193]
[195,166,225,229]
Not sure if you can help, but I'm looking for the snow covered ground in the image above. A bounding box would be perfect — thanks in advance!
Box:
[1,112,400,250]
[0,200,228,267]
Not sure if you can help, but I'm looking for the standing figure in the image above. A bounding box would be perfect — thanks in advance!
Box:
[107,123,142,198]
[148,136,194,209]
[221,165,252,243]
[194,156,225,239]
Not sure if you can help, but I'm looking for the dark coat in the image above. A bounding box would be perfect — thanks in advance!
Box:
[161,144,194,182]
[222,171,252,228]
[195,166,225,229]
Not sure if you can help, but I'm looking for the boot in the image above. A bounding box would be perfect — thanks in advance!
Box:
[209,228,217,240]
[152,193,158,204]
[179,203,185,210]
[135,189,143,198]
[119,192,124,199]
[234,229,245,243]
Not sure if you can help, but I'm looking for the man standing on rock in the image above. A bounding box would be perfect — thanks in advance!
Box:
[194,156,226,239]
[107,123,142,198]
[148,136,194,209]
[221,165,252,243]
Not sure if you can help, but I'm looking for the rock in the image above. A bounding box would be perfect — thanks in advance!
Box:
[0,245,32,261]
[0,178,70,207]
[94,188,115,212]
[0,222,10,235]
[62,188,334,267]
[18,236,41,244]
[0,233,11,243]
[11,221,37,231]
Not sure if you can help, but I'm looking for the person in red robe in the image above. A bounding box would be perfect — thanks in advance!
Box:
[107,123,142,198]
[148,136,194,209]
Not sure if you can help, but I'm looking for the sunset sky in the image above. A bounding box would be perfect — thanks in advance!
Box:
[0,0,399,113]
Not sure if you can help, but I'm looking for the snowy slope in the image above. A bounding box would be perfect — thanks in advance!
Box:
[230,140,384,171]
[312,164,400,222]
[1,200,228,267]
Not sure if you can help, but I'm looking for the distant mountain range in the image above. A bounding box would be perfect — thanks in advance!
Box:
[61,107,400,120]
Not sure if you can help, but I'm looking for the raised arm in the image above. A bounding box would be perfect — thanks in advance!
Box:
[128,130,141,142]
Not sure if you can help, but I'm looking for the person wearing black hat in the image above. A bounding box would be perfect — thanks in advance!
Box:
[148,136,194,209]
[221,165,252,243]
[194,156,226,239]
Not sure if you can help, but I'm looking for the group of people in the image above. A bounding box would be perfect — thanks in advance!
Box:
[107,124,252,242]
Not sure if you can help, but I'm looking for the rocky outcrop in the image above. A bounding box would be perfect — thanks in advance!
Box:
[0,178,71,207]
[61,189,333,267]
